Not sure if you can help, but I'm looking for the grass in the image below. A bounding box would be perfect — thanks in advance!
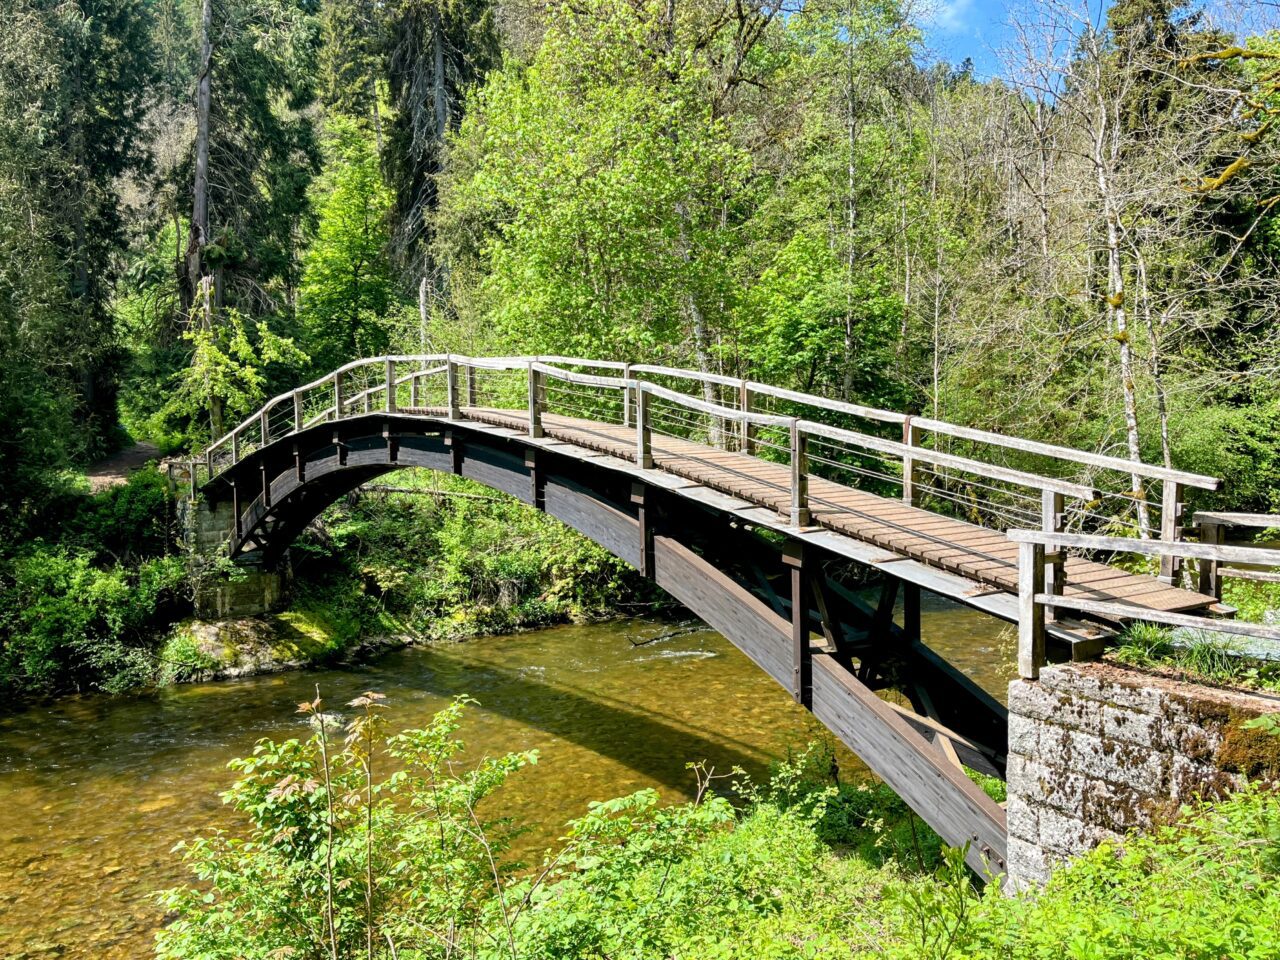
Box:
[1109,622,1280,692]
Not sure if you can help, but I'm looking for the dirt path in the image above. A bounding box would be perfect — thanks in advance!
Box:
[85,441,161,493]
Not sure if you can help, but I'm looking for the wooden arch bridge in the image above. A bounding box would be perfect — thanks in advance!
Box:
[185,355,1278,878]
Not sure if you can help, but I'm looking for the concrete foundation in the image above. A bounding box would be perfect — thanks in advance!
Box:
[184,496,290,619]
[1005,661,1279,890]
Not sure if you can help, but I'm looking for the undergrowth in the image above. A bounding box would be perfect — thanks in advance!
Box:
[1110,622,1280,692]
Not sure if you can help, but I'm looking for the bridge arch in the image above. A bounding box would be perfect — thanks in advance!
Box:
[195,408,1013,874]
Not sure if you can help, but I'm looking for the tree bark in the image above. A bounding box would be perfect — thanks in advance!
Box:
[185,0,213,315]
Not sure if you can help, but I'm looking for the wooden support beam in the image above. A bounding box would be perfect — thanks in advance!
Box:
[740,381,756,455]
[293,442,305,484]
[383,422,399,464]
[527,362,544,438]
[631,482,655,578]
[526,448,545,511]
[902,581,920,643]
[446,358,461,420]
[333,371,344,420]
[385,358,397,413]
[445,429,462,475]
[1042,489,1065,621]
[260,464,270,508]
[783,543,812,707]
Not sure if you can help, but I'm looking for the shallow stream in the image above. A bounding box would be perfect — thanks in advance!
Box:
[0,600,1011,957]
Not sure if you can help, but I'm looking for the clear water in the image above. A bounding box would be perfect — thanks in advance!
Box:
[0,599,1012,957]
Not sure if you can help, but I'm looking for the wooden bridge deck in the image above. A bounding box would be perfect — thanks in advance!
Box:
[436,407,1215,616]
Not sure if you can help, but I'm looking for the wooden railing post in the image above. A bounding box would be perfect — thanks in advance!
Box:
[1017,539,1046,680]
[790,420,810,527]
[1041,490,1065,620]
[635,385,653,469]
[783,542,812,707]
[410,372,420,409]
[622,363,633,427]
[385,358,397,413]
[446,357,460,420]
[465,364,477,409]
[527,362,544,438]
[1159,480,1184,584]
[740,380,756,455]
[902,416,921,506]
[1197,518,1224,600]
[259,409,269,446]
[333,371,344,420]
[292,390,303,433]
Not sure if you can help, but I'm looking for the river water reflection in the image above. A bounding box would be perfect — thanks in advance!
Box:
[0,598,1012,957]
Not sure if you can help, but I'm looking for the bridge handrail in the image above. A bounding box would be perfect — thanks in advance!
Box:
[530,362,629,390]
[1008,528,1280,679]
[746,381,911,427]
[630,363,745,389]
[913,418,1218,490]
[800,421,1096,501]
[637,380,794,428]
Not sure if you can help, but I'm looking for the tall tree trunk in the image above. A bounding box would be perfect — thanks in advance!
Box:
[842,8,858,401]
[185,0,213,314]
[1092,105,1150,537]
[431,6,448,141]
[1134,250,1172,468]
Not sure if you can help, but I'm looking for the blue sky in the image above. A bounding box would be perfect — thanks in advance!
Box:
[921,0,1016,78]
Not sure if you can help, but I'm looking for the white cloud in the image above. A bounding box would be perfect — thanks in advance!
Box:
[932,0,976,35]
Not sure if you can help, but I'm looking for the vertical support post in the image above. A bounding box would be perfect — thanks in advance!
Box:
[902,581,921,643]
[292,391,303,433]
[1018,540,1046,680]
[1197,519,1224,600]
[446,357,461,420]
[189,460,197,502]
[1041,489,1065,620]
[333,429,347,466]
[783,542,812,707]
[527,362,544,438]
[902,416,921,507]
[465,364,477,409]
[740,380,756,456]
[231,429,240,464]
[790,419,810,527]
[260,463,271,508]
[635,386,653,469]
[410,371,420,409]
[385,358,397,413]
[1159,480,1184,584]
[259,409,269,446]
[333,371,344,421]
[293,441,305,483]
[445,428,462,475]
[525,449,545,511]
[631,482,654,577]
[231,480,243,538]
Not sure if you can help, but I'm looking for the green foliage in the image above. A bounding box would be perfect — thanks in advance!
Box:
[305,471,649,639]
[158,704,1280,960]
[0,472,188,698]
[298,117,396,372]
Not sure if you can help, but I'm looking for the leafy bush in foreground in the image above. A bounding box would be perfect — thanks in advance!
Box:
[156,698,1280,960]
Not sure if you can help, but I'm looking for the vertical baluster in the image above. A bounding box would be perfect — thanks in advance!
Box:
[446,357,460,420]
[334,371,344,420]
[1041,490,1065,620]
[293,391,303,433]
[902,416,921,506]
[790,420,810,527]
[527,362,544,438]
[385,358,397,413]
[259,408,269,447]
[635,385,653,469]
[1159,480,1184,584]
[1018,540,1046,680]
[466,364,477,409]
[231,428,240,463]
[1197,518,1224,600]
[740,381,756,456]
[622,363,633,427]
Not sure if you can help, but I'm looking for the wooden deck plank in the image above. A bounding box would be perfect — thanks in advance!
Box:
[451,407,1215,616]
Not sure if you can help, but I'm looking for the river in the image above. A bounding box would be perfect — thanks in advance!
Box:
[0,600,1011,958]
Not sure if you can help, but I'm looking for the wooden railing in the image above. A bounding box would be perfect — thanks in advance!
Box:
[1193,512,1280,600]
[1009,529,1280,679]
[193,354,1220,579]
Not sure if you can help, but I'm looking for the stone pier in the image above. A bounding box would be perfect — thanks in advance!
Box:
[1005,661,1279,890]
[183,494,290,619]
